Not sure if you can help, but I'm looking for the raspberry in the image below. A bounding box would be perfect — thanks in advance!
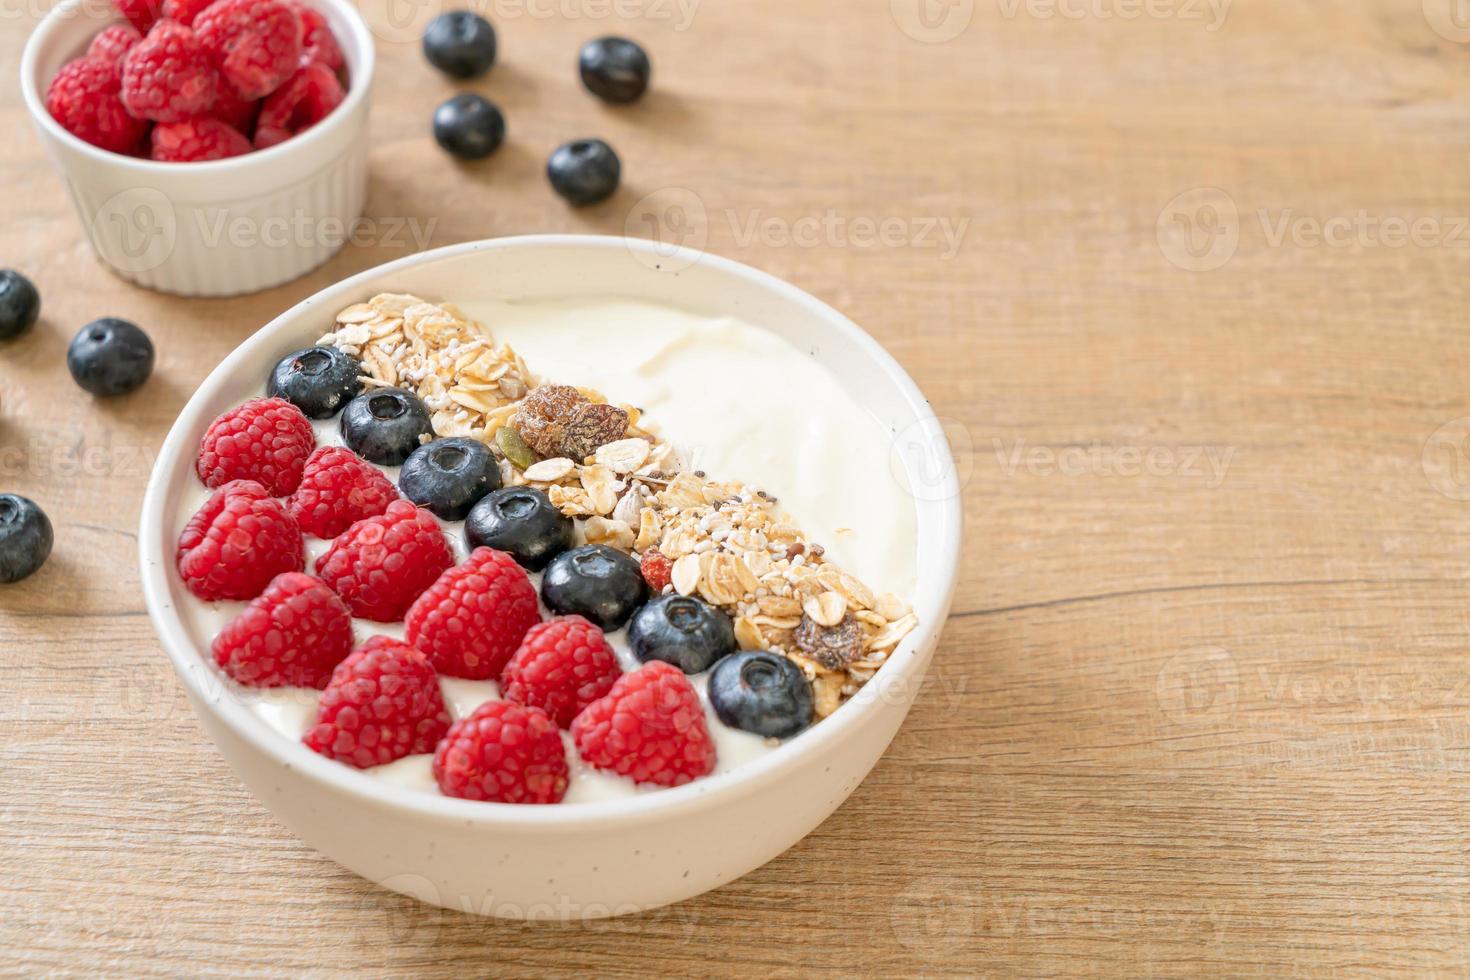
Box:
[176,480,303,601]
[120,21,219,124]
[45,57,149,155]
[288,446,398,539]
[289,2,343,71]
[434,701,568,803]
[303,636,450,768]
[211,572,351,687]
[114,0,163,33]
[639,549,672,593]
[150,117,251,161]
[501,615,622,728]
[88,24,142,67]
[314,501,453,622]
[254,62,343,149]
[571,661,716,787]
[161,0,217,25]
[210,83,258,132]
[405,547,540,680]
[196,397,315,496]
[195,0,303,100]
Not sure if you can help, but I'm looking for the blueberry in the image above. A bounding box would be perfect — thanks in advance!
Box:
[267,345,362,419]
[67,318,153,396]
[628,594,735,674]
[0,270,40,341]
[339,388,434,466]
[433,93,506,160]
[465,486,573,571]
[708,651,813,739]
[399,437,502,521]
[540,544,646,631]
[579,36,650,104]
[423,11,497,79]
[547,139,620,207]
[0,494,53,584]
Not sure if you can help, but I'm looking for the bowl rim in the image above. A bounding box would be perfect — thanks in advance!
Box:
[138,234,962,829]
[19,0,376,175]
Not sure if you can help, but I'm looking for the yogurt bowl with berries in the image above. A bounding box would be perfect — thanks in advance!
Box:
[140,235,961,917]
[20,0,372,296]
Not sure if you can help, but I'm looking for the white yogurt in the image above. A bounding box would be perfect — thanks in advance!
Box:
[465,298,916,599]
[174,296,918,803]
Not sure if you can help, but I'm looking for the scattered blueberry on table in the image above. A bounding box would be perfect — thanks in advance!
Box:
[629,594,737,674]
[267,346,363,419]
[339,388,434,466]
[709,650,814,738]
[579,36,651,104]
[0,494,53,584]
[423,11,498,79]
[547,138,621,206]
[67,317,154,396]
[433,93,506,160]
[465,486,573,572]
[399,437,502,521]
[0,270,40,342]
[540,544,647,630]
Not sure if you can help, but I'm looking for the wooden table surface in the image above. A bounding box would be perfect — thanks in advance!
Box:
[6,0,1470,974]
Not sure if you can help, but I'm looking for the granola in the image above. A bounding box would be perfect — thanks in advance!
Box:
[318,294,919,718]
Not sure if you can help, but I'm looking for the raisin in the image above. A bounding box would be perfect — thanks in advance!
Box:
[511,384,628,460]
[795,613,866,671]
[563,401,628,460]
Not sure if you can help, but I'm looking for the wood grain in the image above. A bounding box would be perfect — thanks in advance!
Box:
[6,0,1470,974]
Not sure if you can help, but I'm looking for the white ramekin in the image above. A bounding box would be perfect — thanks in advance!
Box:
[138,236,964,918]
[20,0,374,297]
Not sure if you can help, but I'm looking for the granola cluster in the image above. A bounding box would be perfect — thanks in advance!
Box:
[317,295,918,718]
[320,293,535,442]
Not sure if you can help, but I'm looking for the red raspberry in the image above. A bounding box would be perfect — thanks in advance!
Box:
[120,21,219,124]
[195,0,303,100]
[162,0,217,25]
[434,701,568,803]
[114,0,163,33]
[196,397,315,496]
[289,2,343,71]
[501,616,622,728]
[405,547,540,680]
[315,501,453,622]
[288,446,397,539]
[303,636,450,768]
[176,480,304,601]
[571,661,717,787]
[150,117,251,161]
[88,24,142,67]
[639,549,673,593]
[45,57,149,155]
[212,572,351,687]
[210,83,258,132]
[254,62,342,149]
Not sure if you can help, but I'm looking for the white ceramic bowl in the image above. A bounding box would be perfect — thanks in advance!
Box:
[138,236,963,918]
[20,0,374,297]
